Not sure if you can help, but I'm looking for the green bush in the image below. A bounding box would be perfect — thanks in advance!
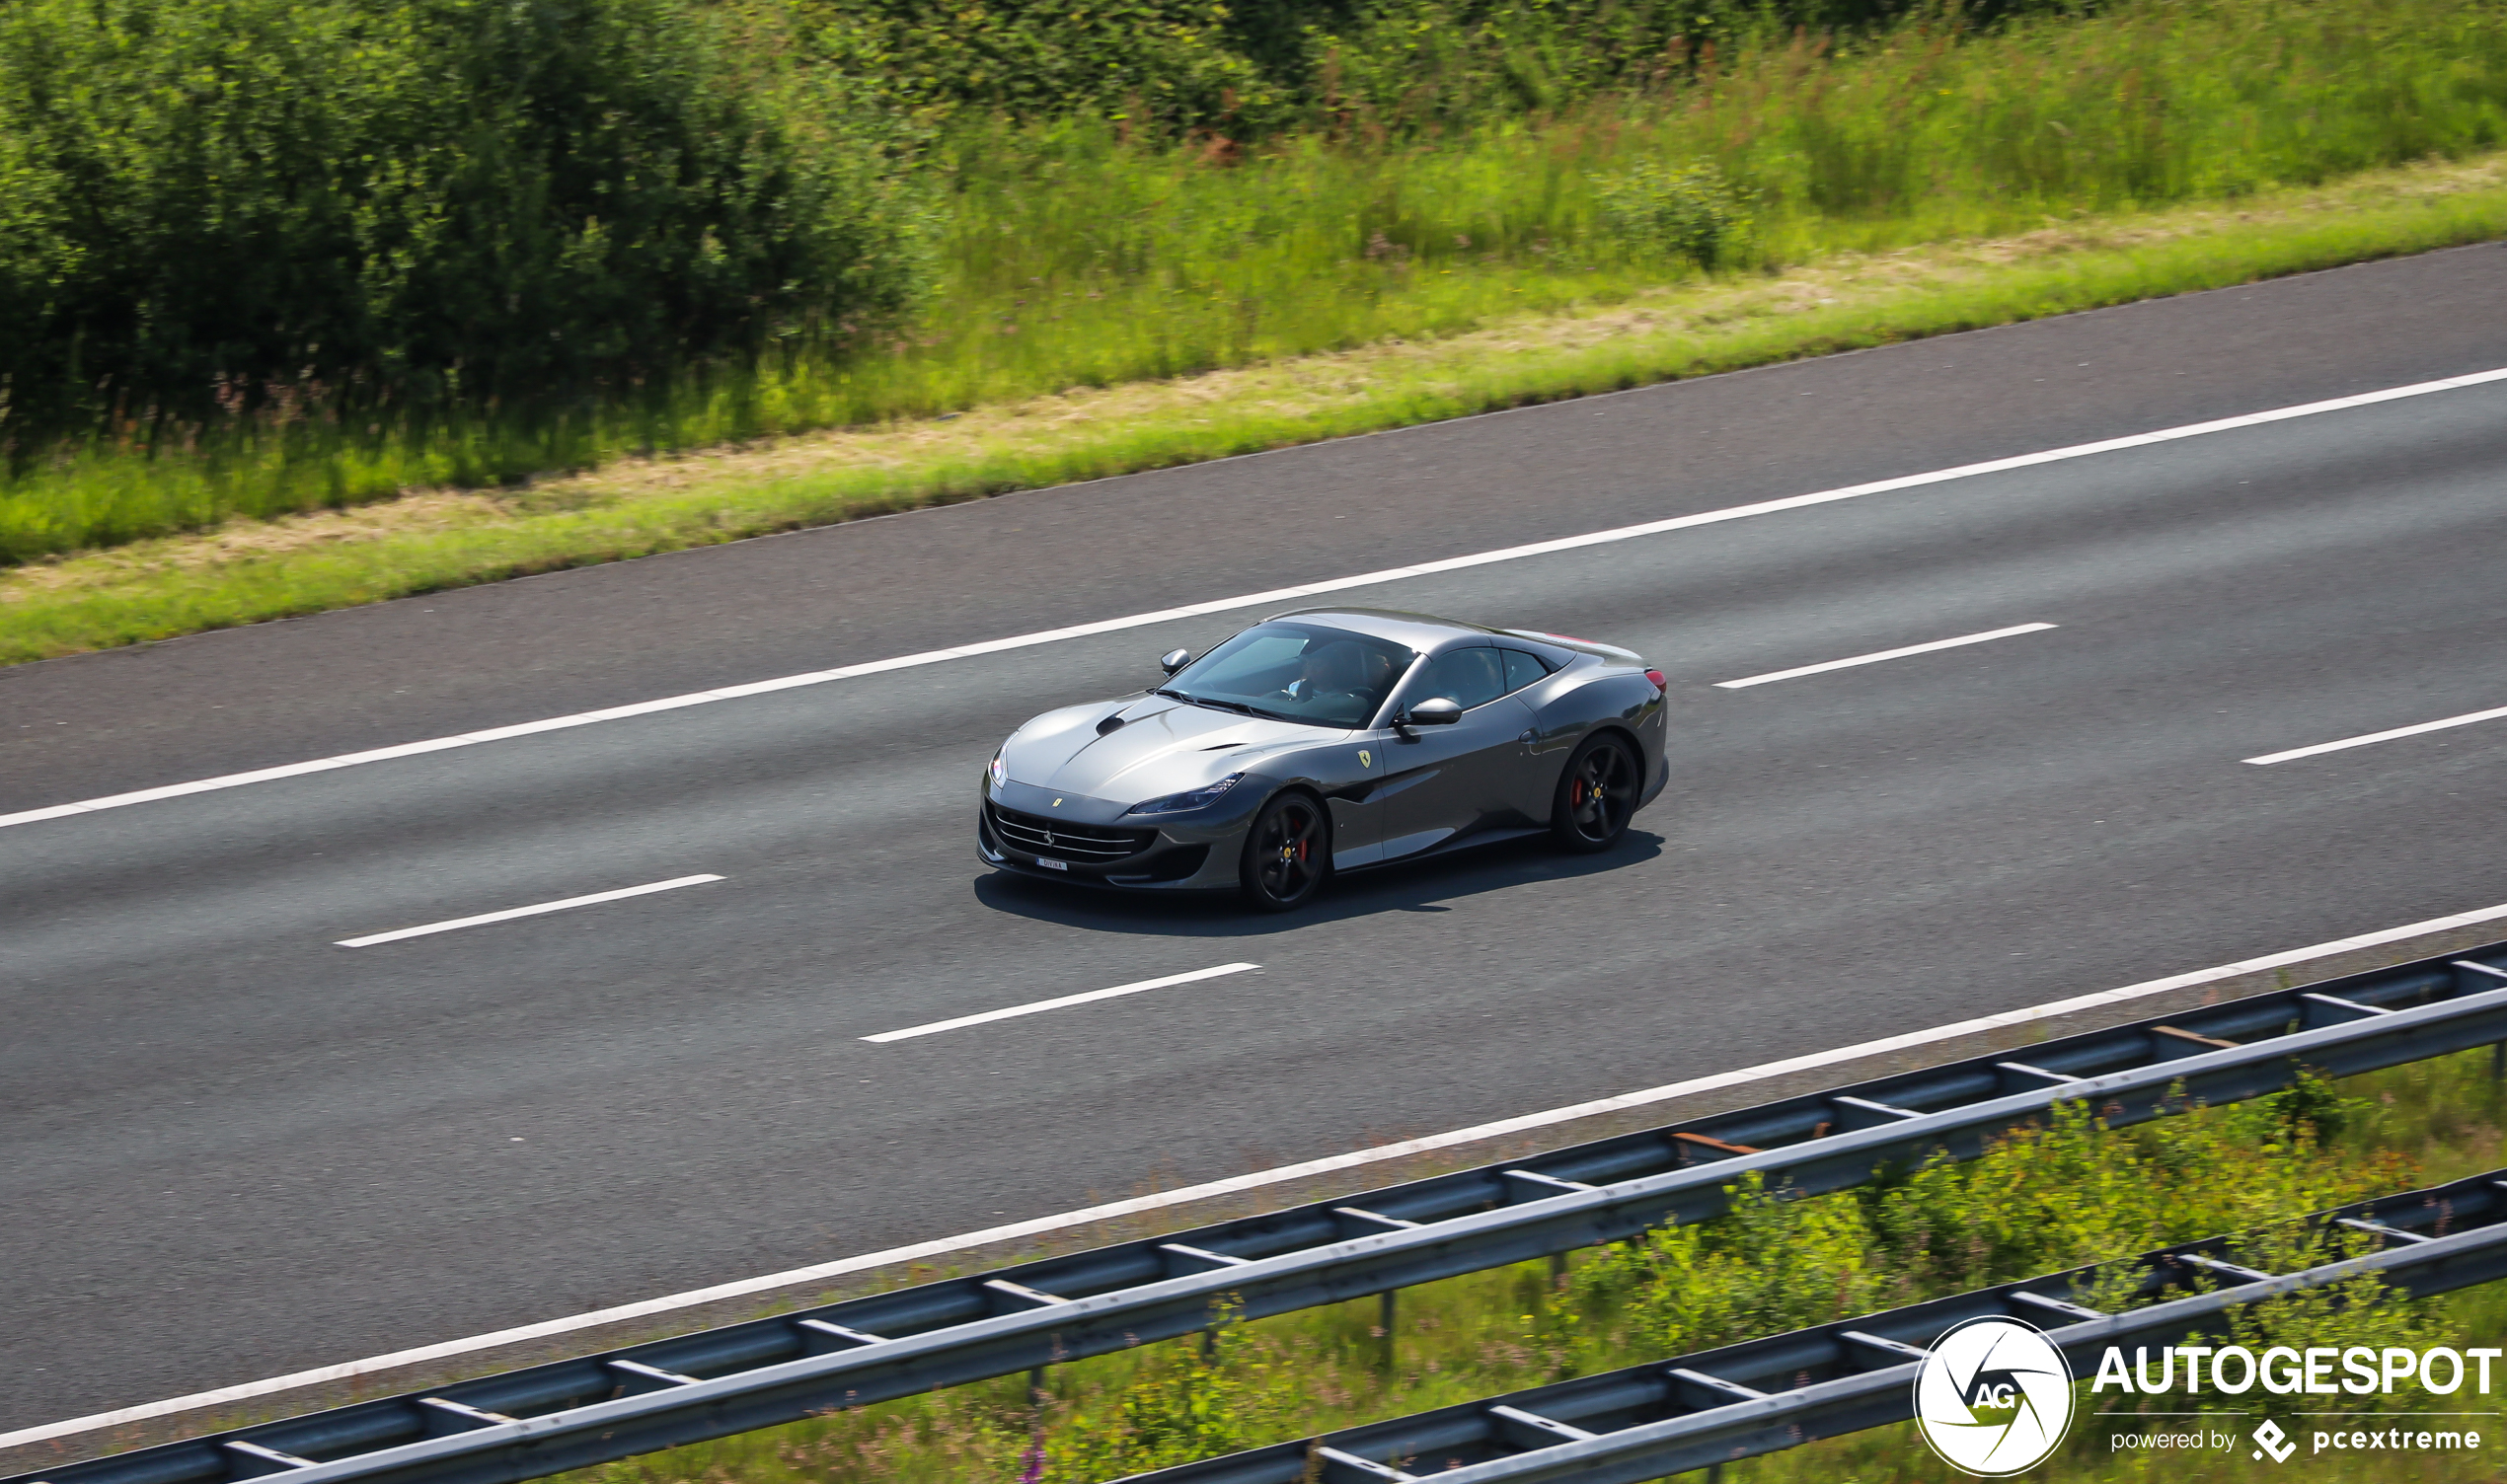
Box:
[1043,1302,1302,1477]
[1562,1078,2418,1363]
[0,0,928,452]
[804,0,1292,136]
[1594,161,1757,269]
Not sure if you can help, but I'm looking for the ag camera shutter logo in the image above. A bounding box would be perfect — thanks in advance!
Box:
[1914,1316,2078,1475]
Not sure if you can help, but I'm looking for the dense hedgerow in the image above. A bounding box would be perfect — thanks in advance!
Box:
[798,0,2107,137]
[0,0,929,453]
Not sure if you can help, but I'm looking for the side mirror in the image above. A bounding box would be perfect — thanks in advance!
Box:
[1160,647,1192,675]
[1402,697,1463,727]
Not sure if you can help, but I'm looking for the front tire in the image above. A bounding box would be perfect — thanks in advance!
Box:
[1551,732,1638,853]
[1239,790,1329,912]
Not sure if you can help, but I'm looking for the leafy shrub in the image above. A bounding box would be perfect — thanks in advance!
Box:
[1039,1302,1300,1478]
[1564,1076,2416,1360]
[1593,161,1758,270]
[805,0,1292,136]
[0,0,930,451]
[2205,1223,2446,1382]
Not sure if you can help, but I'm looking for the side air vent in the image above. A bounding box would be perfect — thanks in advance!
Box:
[1097,715,1127,736]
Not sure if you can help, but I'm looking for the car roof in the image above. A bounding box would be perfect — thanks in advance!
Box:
[1262,608,1510,650]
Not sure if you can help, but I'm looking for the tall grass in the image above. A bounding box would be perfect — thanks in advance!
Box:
[10,0,2507,567]
[554,1052,2507,1484]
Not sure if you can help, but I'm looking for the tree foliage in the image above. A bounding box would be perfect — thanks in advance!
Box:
[0,0,929,447]
[799,0,2103,136]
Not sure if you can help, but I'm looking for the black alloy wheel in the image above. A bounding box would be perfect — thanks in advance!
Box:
[1552,732,1638,853]
[1240,790,1329,911]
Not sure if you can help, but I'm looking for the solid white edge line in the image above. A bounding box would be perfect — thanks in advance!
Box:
[1714,622,2059,689]
[17,895,2507,1452]
[10,364,2507,833]
[2245,703,2507,766]
[863,963,1260,1042]
[333,875,724,948]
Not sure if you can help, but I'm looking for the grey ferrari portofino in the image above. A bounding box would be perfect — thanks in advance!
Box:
[977,609,1668,911]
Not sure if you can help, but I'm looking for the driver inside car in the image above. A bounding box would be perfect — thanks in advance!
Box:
[1284,639,1391,707]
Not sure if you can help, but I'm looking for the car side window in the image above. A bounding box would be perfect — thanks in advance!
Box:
[1407,645,1506,710]
[1499,648,1554,694]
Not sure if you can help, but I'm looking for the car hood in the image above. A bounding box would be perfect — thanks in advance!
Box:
[1002,696,1333,802]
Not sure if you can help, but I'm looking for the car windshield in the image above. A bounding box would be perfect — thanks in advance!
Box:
[1163,623,1415,729]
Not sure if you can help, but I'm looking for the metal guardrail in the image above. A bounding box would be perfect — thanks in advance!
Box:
[19,941,2507,1484]
[1129,1163,2507,1483]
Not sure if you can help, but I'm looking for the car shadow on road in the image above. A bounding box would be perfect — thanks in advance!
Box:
[970,829,1665,937]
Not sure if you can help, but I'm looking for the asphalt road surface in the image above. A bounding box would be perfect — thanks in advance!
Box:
[7,245,2507,1435]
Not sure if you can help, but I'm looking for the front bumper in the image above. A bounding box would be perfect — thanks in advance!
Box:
[976,781,1246,891]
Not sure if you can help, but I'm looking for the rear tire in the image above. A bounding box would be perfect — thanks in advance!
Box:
[1551,732,1638,853]
[1239,790,1329,912]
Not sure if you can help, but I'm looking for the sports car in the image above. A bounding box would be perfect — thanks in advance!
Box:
[977,608,1669,911]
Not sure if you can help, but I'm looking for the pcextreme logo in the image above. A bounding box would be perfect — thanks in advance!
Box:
[2252,1419,2298,1462]
[1914,1316,2078,1476]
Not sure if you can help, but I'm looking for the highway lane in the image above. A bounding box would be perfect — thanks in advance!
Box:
[11,243,2507,812]
[7,254,2507,1434]
[4,350,2507,1434]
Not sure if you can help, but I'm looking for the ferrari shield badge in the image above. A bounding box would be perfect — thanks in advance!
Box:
[1357,750,1372,768]
[1051,797,1063,806]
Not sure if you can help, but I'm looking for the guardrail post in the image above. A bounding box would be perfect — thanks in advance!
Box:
[2492,1038,2503,1083]
[1379,1289,1398,1371]
[1028,1367,1048,1408]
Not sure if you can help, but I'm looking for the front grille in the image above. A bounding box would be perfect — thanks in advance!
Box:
[986,803,1156,862]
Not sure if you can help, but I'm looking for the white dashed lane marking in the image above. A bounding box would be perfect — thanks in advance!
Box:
[334,875,724,947]
[862,963,1260,1043]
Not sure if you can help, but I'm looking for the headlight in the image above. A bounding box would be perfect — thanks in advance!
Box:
[1124,773,1245,816]
[988,749,1008,788]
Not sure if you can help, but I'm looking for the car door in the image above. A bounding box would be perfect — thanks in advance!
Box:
[1493,644,1569,818]
[1379,642,1536,859]
[1320,736,1393,869]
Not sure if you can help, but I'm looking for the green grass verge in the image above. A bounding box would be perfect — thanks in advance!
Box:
[7,161,2507,668]
[556,1049,2507,1484]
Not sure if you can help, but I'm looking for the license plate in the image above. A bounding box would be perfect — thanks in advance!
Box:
[1037,857,1069,871]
